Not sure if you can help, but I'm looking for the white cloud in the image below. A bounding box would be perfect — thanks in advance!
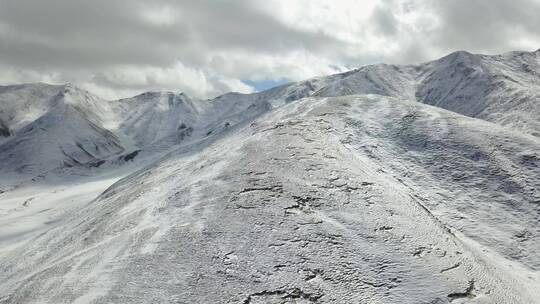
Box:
[264,0,376,43]
[91,62,254,99]
[139,5,179,27]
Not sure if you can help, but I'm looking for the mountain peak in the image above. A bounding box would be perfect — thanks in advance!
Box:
[437,50,478,64]
[129,90,189,100]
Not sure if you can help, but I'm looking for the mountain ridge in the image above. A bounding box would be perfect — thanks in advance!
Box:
[2,48,539,175]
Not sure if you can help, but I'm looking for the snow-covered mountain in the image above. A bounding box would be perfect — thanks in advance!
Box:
[0,49,539,303]
[0,84,125,174]
[0,83,270,175]
[1,49,539,176]
[305,49,540,135]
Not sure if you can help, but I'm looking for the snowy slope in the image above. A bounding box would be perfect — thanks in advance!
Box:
[1,95,538,303]
[111,92,200,148]
[416,50,540,134]
[0,83,65,136]
[0,84,125,174]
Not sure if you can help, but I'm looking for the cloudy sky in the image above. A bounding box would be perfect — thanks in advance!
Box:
[1,0,539,100]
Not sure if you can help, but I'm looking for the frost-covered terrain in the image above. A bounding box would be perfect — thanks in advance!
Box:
[0,50,539,303]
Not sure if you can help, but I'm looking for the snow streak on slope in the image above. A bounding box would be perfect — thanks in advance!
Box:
[0,174,123,254]
[1,95,538,303]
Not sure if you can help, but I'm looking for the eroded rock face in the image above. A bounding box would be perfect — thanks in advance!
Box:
[0,123,10,137]
[1,95,538,303]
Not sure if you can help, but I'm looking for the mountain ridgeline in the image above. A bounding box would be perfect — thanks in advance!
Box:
[0,49,539,176]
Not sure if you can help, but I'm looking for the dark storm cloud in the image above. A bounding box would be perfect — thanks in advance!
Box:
[0,0,186,68]
[0,0,339,69]
[372,1,399,37]
[0,0,538,99]
[431,0,540,53]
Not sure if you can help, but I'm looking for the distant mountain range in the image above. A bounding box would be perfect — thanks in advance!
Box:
[1,49,539,177]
